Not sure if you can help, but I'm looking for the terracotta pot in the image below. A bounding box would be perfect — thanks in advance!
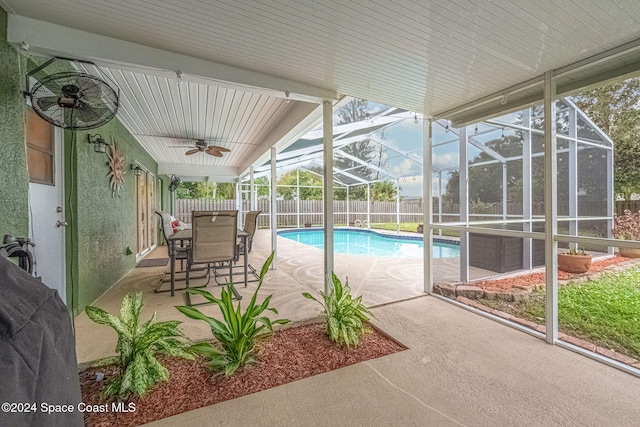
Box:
[304,222,312,228]
[619,247,640,258]
[558,253,592,274]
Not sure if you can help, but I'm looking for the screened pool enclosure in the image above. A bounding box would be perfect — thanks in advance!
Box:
[237,97,613,282]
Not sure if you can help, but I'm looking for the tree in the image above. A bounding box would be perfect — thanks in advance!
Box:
[571,78,640,200]
[277,170,322,200]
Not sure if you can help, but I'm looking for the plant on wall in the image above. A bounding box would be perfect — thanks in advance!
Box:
[176,252,290,376]
[107,140,126,196]
[85,292,194,400]
[303,273,373,347]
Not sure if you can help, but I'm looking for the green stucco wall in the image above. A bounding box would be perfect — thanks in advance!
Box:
[1,6,165,313]
[68,121,159,314]
[0,8,29,239]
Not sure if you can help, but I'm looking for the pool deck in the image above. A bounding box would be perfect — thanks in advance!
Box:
[74,228,492,364]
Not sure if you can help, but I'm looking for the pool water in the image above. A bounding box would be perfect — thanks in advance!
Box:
[278,229,460,258]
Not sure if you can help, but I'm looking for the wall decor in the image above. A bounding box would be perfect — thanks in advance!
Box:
[107,140,126,196]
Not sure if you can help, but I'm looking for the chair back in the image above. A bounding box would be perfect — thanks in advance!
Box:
[156,211,174,241]
[191,210,238,265]
[242,210,261,253]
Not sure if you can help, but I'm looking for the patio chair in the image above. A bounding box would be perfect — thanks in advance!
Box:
[214,210,261,284]
[186,210,241,305]
[155,211,208,293]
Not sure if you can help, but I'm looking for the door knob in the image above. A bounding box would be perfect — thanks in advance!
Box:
[56,220,69,227]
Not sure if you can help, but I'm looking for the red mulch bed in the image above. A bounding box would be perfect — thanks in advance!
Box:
[474,255,634,291]
[79,322,405,427]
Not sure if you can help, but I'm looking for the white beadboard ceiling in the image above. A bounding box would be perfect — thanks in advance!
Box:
[5,0,640,179]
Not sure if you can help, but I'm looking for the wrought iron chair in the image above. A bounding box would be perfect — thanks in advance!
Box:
[186,210,241,306]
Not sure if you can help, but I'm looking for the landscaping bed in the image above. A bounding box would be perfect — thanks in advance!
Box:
[79,321,406,427]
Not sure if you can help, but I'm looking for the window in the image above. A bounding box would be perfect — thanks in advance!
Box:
[26,108,55,185]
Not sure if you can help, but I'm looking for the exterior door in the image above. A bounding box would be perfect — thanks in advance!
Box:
[136,168,156,259]
[26,108,66,303]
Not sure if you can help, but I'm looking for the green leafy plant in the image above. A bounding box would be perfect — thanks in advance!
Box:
[85,292,194,400]
[303,273,373,347]
[176,251,290,376]
[613,209,640,240]
[564,247,586,255]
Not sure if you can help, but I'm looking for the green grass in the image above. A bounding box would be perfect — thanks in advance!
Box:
[520,267,640,359]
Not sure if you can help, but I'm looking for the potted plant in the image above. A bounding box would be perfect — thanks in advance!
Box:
[612,209,640,258]
[558,247,592,274]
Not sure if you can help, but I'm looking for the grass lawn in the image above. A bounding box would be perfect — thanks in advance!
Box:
[486,267,640,359]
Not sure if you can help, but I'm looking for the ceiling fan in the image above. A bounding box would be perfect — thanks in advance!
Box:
[175,139,231,157]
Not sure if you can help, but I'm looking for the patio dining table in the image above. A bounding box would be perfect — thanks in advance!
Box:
[166,228,250,296]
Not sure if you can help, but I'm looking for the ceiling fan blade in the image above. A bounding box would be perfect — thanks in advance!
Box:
[207,145,231,152]
[206,150,224,157]
[185,149,199,155]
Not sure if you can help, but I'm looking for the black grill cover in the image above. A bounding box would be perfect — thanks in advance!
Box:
[0,257,83,427]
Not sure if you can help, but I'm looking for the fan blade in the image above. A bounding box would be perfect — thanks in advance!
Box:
[185,149,199,155]
[36,96,60,111]
[76,75,102,101]
[206,150,224,157]
[75,103,108,123]
[207,145,231,152]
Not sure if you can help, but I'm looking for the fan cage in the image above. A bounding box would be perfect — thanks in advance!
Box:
[28,71,119,130]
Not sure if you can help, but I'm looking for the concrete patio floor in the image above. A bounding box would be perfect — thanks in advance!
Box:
[73,229,640,426]
[75,229,494,363]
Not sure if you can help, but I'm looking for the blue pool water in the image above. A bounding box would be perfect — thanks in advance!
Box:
[278,229,460,258]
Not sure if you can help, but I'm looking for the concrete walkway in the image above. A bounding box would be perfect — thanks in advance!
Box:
[145,295,640,427]
[74,229,640,426]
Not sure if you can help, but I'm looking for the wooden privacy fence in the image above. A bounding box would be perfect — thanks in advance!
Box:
[176,198,628,228]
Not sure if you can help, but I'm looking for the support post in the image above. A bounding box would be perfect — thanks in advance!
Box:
[270,147,278,269]
[502,163,508,221]
[459,126,469,284]
[438,171,443,237]
[250,166,256,211]
[544,70,558,344]
[322,100,334,294]
[296,168,300,229]
[424,119,434,293]
[367,183,371,228]
[522,109,533,270]
[607,147,614,255]
[568,106,578,247]
[396,179,401,234]
[346,186,350,227]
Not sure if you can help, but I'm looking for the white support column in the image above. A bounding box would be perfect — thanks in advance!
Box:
[438,171,443,237]
[459,126,469,284]
[544,70,558,344]
[249,166,256,211]
[296,168,300,229]
[568,106,578,247]
[367,183,371,228]
[502,163,508,221]
[235,181,242,228]
[346,186,350,227]
[322,100,334,294]
[396,179,401,234]
[522,109,533,270]
[424,119,434,293]
[270,147,278,269]
[607,148,614,255]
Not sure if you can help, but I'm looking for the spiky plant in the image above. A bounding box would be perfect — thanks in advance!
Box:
[176,251,290,377]
[303,273,373,347]
[85,292,194,400]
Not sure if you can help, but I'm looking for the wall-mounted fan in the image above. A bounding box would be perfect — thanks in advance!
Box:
[24,57,119,130]
[179,139,231,157]
[168,175,181,192]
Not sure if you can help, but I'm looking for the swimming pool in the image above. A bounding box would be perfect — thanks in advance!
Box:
[278,228,460,258]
